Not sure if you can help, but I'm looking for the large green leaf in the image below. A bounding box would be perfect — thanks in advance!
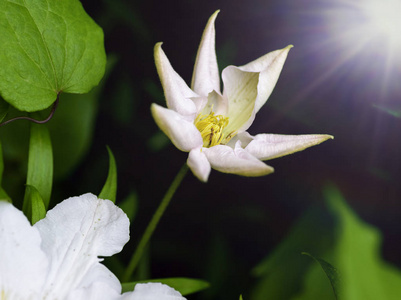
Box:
[250,186,401,300]
[302,252,341,299]
[250,206,335,300]
[325,186,401,300]
[0,0,106,112]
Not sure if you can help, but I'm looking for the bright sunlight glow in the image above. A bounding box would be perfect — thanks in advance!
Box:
[363,0,401,48]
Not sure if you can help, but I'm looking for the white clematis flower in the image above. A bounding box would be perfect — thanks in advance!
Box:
[151,10,333,182]
[0,194,185,300]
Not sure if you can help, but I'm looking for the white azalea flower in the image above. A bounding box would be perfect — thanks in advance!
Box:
[151,10,333,182]
[0,194,186,300]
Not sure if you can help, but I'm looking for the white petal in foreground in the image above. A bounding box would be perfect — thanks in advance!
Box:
[187,148,211,182]
[151,103,203,152]
[0,201,48,299]
[204,142,274,176]
[154,43,198,118]
[191,10,220,96]
[238,45,293,113]
[66,280,122,300]
[34,193,130,298]
[122,283,186,300]
[244,133,334,161]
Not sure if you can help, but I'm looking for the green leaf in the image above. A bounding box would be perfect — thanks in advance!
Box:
[99,146,117,203]
[0,0,106,112]
[252,185,401,300]
[26,122,53,208]
[121,278,210,296]
[302,252,341,300]
[240,295,244,300]
[118,191,138,222]
[22,185,46,224]
[250,206,335,300]
[324,186,401,300]
[47,55,116,179]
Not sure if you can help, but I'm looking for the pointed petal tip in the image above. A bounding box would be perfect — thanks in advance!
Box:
[154,42,163,55]
[211,9,220,19]
[282,44,294,53]
[320,134,334,141]
[205,10,220,28]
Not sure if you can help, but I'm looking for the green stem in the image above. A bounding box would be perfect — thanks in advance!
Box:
[123,164,188,281]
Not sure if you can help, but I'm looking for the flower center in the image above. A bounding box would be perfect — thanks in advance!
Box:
[195,112,229,148]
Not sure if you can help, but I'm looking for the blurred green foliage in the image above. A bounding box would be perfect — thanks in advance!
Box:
[248,186,401,300]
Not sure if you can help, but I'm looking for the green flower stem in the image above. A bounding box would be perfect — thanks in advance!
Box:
[123,164,188,281]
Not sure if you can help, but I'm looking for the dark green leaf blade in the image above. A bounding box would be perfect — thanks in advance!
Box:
[0,0,106,112]
[26,122,53,208]
[121,278,210,296]
[0,138,11,202]
[23,185,46,224]
[0,97,9,123]
[99,146,117,203]
[302,252,341,299]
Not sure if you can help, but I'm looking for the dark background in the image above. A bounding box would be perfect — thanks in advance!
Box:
[63,0,401,298]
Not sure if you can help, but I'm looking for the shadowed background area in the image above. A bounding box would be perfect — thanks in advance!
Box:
[29,0,401,299]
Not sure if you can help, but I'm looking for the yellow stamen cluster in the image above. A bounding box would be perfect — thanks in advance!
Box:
[195,112,229,148]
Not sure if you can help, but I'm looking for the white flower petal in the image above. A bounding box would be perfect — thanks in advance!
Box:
[66,263,123,300]
[122,283,186,300]
[34,193,130,298]
[187,148,211,182]
[244,133,334,160]
[204,142,274,176]
[191,96,208,115]
[154,43,198,118]
[202,90,228,116]
[0,201,48,299]
[191,10,220,96]
[151,103,203,152]
[226,131,253,148]
[67,281,122,300]
[222,66,259,134]
[238,45,293,113]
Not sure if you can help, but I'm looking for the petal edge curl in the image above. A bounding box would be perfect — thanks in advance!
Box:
[239,45,293,113]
